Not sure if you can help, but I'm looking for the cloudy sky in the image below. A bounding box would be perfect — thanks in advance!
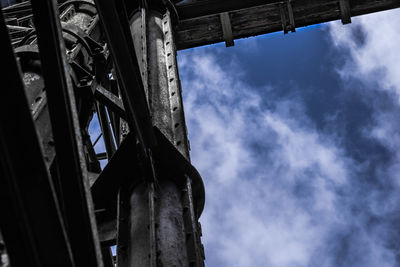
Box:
[176,9,400,267]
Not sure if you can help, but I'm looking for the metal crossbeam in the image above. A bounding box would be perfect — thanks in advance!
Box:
[94,85,126,121]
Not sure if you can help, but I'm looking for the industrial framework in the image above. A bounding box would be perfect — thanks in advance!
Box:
[0,0,399,266]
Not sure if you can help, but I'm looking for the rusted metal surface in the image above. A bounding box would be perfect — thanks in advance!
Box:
[182,175,205,267]
[111,6,204,266]
[162,11,192,160]
[156,179,188,266]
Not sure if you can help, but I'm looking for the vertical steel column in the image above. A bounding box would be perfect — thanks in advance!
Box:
[117,180,157,267]
[126,7,204,267]
[96,102,117,159]
[127,9,188,266]
[158,10,205,267]
[94,0,204,265]
[29,0,103,265]
[146,10,190,266]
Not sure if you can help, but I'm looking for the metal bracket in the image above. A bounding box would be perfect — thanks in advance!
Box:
[62,23,104,56]
[339,0,351,24]
[219,12,234,47]
[279,0,296,34]
[94,85,127,120]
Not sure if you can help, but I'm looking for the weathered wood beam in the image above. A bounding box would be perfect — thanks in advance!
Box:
[176,0,280,20]
[176,0,400,50]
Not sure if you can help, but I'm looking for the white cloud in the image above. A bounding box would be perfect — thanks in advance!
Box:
[329,9,400,98]
[179,51,357,267]
[328,9,400,219]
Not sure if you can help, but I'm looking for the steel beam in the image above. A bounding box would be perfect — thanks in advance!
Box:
[0,8,75,266]
[94,0,156,156]
[95,102,117,159]
[95,85,127,121]
[157,10,191,160]
[134,9,190,265]
[116,7,205,267]
[29,0,103,265]
[182,175,204,266]
[117,181,157,267]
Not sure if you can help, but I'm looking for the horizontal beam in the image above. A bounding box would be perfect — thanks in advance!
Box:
[176,0,278,20]
[176,0,400,49]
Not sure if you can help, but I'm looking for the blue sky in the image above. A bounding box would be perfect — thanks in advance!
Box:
[177,9,400,267]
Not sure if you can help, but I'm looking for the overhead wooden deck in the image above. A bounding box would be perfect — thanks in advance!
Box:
[174,0,400,49]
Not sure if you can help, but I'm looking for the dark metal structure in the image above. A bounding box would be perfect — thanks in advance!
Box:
[0,0,398,266]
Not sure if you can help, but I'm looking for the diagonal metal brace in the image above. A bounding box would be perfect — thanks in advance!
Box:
[94,0,156,156]
[94,84,127,121]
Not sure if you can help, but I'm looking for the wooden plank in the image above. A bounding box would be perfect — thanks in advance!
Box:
[176,0,400,49]
[176,0,281,20]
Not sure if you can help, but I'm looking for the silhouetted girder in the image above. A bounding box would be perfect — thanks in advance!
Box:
[175,0,400,49]
[29,0,103,265]
[0,8,75,267]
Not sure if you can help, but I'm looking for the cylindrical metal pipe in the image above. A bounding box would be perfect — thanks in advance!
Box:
[156,179,188,266]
